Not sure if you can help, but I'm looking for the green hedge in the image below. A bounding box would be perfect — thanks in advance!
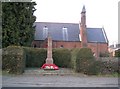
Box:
[70,49,80,69]
[2,46,26,74]
[23,48,72,68]
[23,47,47,68]
[99,52,110,57]
[2,46,119,75]
[98,58,119,74]
[115,49,120,57]
[75,48,119,75]
[75,48,99,75]
[53,48,71,68]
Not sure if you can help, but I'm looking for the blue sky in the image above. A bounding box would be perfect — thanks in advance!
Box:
[33,0,119,45]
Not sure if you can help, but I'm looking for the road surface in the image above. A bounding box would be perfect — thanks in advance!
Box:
[2,75,119,87]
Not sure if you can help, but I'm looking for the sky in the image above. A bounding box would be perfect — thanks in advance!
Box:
[33,0,119,45]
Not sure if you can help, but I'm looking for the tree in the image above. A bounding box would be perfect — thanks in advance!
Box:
[0,2,2,48]
[115,49,120,57]
[2,2,36,48]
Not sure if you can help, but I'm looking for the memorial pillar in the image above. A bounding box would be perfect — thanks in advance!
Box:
[45,35,53,64]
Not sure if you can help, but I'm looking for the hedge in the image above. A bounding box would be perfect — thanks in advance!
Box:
[2,46,26,74]
[70,48,80,69]
[75,48,99,75]
[115,49,120,57]
[98,58,119,74]
[23,47,47,68]
[2,46,72,72]
[99,52,110,57]
[23,48,72,68]
[2,46,119,75]
[53,48,71,68]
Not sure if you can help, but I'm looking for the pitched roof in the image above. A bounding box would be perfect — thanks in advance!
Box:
[34,22,108,43]
[86,28,108,43]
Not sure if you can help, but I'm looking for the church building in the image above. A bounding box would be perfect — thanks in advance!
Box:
[32,6,108,57]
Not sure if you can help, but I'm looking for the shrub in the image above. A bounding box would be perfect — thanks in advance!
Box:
[24,47,71,68]
[99,52,110,57]
[99,58,118,74]
[118,60,120,74]
[87,60,102,75]
[115,49,120,57]
[76,48,97,74]
[2,46,26,74]
[2,46,119,75]
[53,48,71,68]
[70,48,80,69]
[23,47,47,68]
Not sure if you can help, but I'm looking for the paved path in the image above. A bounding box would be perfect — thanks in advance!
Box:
[2,75,119,87]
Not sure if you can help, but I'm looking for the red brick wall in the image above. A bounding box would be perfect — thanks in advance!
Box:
[32,40,47,48]
[32,40,108,57]
[52,41,82,48]
[32,40,41,47]
[32,40,81,48]
[87,42,108,57]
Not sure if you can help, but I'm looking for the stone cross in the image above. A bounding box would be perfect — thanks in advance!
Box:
[45,34,53,64]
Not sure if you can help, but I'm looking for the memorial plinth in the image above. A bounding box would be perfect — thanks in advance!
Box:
[41,35,59,70]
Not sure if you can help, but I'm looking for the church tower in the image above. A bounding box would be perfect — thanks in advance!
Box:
[80,5,87,47]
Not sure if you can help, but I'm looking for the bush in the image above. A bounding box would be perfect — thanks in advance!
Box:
[24,48,72,68]
[87,60,102,75]
[76,48,97,74]
[70,48,80,69]
[118,60,120,74]
[99,52,110,57]
[23,47,47,68]
[53,48,71,68]
[2,46,119,75]
[2,46,26,74]
[115,49,120,57]
[99,58,118,74]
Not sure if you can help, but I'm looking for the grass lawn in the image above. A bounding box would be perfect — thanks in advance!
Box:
[1,69,120,78]
[97,72,120,77]
[0,70,1,75]
[1,70,17,76]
